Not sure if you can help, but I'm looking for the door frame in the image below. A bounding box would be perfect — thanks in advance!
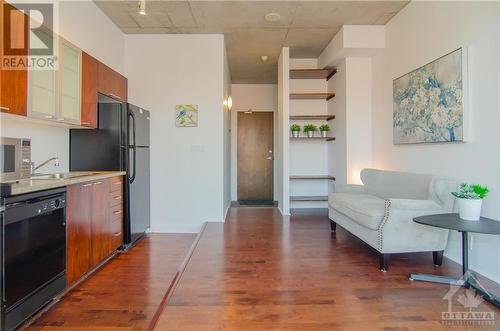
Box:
[231,110,276,202]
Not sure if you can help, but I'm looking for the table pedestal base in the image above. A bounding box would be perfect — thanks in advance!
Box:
[409,271,500,308]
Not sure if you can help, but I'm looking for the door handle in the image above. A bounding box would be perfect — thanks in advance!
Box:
[266,157,274,160]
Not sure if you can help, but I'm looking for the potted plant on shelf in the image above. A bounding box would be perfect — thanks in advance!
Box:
[303,124,318,138]
[290,124,301,138]
[319,124,330,138]
[452,183,490,221]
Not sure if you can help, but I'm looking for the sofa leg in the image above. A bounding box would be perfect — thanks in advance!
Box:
[330,219,337,232]
[433,250,444,266]
[379,253,389,272]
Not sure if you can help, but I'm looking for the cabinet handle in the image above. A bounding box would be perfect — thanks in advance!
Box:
[113,210,121,215]
[113,196,121,200]
[81,121,90,126]
[56,118,65,122]
[0,106,10,111]
[82,183,92,187]
[44,115,54,119]
[107,93,121,101]
[113,182,121,185]
[113,232,122,237]
[94,181,102,185]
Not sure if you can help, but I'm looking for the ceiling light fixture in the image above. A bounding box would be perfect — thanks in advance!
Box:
[261,55,268,63]
[264,13,281,22]
[138,0,146,15]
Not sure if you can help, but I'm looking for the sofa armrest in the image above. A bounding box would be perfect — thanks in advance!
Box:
[335,184,365,194]
[388,198,443,211]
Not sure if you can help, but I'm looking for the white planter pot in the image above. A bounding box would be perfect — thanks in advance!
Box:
[291,131,300,138]
[320,130,328,138]
[306,131,315,138]
[457,198,483,221]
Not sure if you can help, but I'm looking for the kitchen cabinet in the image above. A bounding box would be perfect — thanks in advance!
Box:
[97,62,128,102]
[66,182,92,286]
[28,28,57,120]
[0,3,28,116]
[28,36,82,124]
[81,52,98,128]
[59,38,82,124]
[66,175,124,286]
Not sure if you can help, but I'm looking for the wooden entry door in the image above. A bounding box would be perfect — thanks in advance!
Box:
[237,112,274,202]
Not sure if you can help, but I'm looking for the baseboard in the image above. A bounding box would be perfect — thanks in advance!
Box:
[149,224,201,234]
[277,206,291,216]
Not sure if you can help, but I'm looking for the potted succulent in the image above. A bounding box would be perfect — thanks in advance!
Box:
[290,124,301,138]
[319,124,330,138]
[452,183,490,221]
[303,124,318,138]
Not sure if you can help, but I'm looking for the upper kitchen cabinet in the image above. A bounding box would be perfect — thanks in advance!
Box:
[59,38,82,124]
[0,3,28,116]
[81,52,98,128]
[97,62,127,102]
[28,27,57,120]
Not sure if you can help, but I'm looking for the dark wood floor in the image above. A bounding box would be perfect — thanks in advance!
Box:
[155,207,499,330]
[26,233,196,331]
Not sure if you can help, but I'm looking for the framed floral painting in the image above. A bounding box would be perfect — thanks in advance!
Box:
[175,104,198,127]
[393,48,467,144]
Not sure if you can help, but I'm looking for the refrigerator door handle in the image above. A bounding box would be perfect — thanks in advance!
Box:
[128,111,136,147]
[128,146,137,184]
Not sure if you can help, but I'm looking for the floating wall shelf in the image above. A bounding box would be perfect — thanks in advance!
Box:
[290,115,335,121]
[290,196,328,202]
[290,175,336,181]
[290,68,337,81]
[290,93,335,101]
[290,137,336,142]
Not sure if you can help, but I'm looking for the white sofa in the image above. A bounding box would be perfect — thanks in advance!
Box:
[328,168,457,271]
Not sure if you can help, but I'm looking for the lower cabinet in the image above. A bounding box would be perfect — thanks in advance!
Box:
[66,176,124,286]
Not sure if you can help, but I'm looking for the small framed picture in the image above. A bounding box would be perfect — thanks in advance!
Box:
[175,104,198,127]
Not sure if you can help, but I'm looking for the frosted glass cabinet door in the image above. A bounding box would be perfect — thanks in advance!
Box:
[28,29,57,120]
[60,40,81,124]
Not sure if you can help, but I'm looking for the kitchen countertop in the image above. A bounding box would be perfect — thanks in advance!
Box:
[3,171,126,196]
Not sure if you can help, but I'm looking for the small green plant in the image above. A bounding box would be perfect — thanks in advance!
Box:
[303,124,318,132]
[290,124,301,132]
[319,124,330,132]
[452,183,490,200]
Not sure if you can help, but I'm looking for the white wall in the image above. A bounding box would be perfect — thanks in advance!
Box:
[223,46,232,218]
[371,2,500,282]
[124,34,227,233]
[231,84,277,111]
[277,47,290,215]
[230,84,278,202]
[1,1,125,172]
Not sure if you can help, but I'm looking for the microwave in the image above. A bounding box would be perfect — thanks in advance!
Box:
[0,138,31,182]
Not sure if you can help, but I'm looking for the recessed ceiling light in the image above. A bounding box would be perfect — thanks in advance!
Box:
[264,13,281,22]
[138,0,146,15]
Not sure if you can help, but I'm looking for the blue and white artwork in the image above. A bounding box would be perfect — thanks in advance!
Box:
[393,48,465,144]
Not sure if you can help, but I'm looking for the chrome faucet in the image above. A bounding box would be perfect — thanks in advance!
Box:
[31,157,60,174]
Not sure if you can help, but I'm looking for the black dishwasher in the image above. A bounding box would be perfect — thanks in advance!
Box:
[1,187,67,331]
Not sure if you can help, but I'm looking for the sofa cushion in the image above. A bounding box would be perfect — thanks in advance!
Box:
[329,193,386,231]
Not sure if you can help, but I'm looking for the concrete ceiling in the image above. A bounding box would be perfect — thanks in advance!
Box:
[94,1,409,83]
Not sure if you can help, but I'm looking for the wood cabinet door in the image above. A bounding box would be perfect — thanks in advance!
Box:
[90,179,110,267]
[97,61,127,102]
[0,3,28,116]
[81,52,98,128]
[67,183,92,286]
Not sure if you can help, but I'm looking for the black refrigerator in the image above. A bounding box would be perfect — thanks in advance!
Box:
[70,94,150,247]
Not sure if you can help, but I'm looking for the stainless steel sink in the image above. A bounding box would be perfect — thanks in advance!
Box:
[30,172,100,180]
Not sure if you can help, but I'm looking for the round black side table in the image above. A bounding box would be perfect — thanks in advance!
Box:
[409,213,500,308]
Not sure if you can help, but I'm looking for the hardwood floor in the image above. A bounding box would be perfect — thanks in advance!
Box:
[154,207,499,331]
[26,234,196,331]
